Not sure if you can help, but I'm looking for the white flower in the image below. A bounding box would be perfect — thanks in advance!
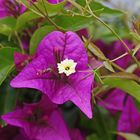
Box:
[57,59,77,76]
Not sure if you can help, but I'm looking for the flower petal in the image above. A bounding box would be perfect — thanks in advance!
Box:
[98,89,126,114]
[11,31,93,118]
[117,97,140,140]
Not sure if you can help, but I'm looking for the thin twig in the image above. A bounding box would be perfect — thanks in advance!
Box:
[68,0,140,68]
[111,52,128,62]
[21,0,63,31]
[15,31,25,54]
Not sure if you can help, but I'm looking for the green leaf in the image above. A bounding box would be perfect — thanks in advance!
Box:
[83,37,107,60]
[93,23,130,43]
[0,17,16,36]
[103,60,115,73]
[130,32,140,42]
[76,0,124,16]
[19,0,66,18]
[103,78,140,102]
[53,15,94,31]
[0,82,17,116]
[101,72,140,82]
[92,106,114,140]
[117,132,140,140]
[18,0,30,7]
[30,26,55,54]
[32,0,66,17]
[0,47,19,85]
[16,11,40,31]
[90,1,124,16]
[86,134,98,140]
[80,106,116,140]
[133,44,140,56]
[16,0,66,31]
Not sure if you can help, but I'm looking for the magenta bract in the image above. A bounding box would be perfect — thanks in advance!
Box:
[0,0,25,18]
[70,129,85,140]
[11,31,94,118]
[0,125,29,140]
[14,52,34,71]
[2,96,71,140]
[117,97,140,140]
[98,89,126,115]
[95,40,134,69]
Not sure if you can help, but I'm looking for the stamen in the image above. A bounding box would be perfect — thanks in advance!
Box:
[20,56,33,67]
[53,47,61,64]
[65,66,70,70]
[36,67,58,78]
[36,68,51,76]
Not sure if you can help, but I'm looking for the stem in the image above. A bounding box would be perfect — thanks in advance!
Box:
[84,0,93,13]
[91,15,140,68]
[111,62,125,72]
[68,0,140,68]
[37,0,60,30]
[40,0,64,31]
[68,0,83,13]
[29,0,45,16]
[85,38,125,72]
[0,44,4,48]
[94,70,104,84]
[18,0,44,17]
[15,31,25,54]
[94,86,110,96]
[24,0,63,31]
[111,52,128,62]
[96,61,125,72]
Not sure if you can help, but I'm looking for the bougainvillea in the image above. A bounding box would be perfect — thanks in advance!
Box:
[0,0,25,18]
[0,0,140,140]
[2,96,71,140]
[10,31,94,118]
[117,97,140,140]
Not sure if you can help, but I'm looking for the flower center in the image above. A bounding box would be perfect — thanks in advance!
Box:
[57,58,77,76]
[65,66,70,71]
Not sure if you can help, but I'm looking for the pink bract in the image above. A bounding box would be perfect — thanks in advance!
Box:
[117,97,140,140]
[2,96,71,140]
[10,31,94,118]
